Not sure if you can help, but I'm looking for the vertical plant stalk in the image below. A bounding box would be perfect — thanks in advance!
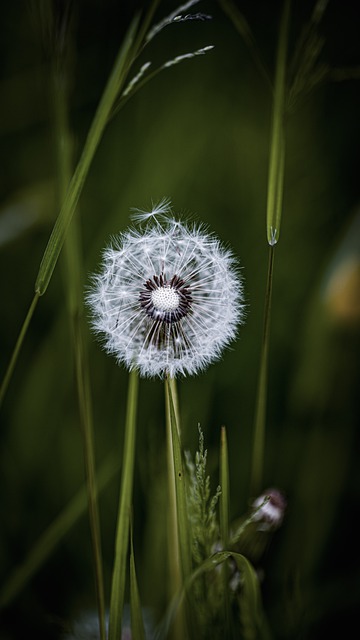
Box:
[0,292,39,408]
[109,370,139,640]
[165,376,191,639]
[251,0,290,496]
[219,426,231,635]
[52,61,106,640]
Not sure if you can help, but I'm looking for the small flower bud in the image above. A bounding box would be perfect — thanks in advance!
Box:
[251,488,286,531]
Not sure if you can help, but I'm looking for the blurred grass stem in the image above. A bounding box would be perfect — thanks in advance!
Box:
[109,370,139,640]
[52,56,106,640]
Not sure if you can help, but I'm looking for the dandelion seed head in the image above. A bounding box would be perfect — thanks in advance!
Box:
[87,202,245,378]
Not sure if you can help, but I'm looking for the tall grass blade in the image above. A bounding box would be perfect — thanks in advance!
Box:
[266,0,290,245]
[0,454,119,610]
[108,370,139,640]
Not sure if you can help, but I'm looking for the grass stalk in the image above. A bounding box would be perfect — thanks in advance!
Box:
[108,370,139,640]
[52,58,106,640]
[0,291,39,408]
[250,0,290,496]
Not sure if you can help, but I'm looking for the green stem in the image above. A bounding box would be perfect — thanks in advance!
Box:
[250,245,275,496]
[0,292,39,408]
[109,370,139,640]
[165,376,192,639]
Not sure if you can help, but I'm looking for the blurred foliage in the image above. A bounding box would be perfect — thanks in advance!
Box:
[1,1,360,638]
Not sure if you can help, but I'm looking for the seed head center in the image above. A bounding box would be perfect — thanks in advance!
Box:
[151,286,180,312]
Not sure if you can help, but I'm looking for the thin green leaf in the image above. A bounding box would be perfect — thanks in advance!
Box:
[108,370,139,640]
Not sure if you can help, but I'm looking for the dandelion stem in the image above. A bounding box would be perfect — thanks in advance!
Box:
[0,291,39,408]
[251,245,275,496]
[109,370,139,640]
[165,375,191,639]
[52,55,106,640]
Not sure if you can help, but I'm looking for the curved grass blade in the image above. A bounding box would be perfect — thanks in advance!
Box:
[35,12,140,296]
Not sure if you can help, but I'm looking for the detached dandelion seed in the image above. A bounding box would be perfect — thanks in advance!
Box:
[87,201,244,378]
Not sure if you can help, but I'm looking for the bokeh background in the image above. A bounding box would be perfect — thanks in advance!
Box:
[1,1,360,638]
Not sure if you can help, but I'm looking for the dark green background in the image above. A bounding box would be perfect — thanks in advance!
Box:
[1,1,359,638]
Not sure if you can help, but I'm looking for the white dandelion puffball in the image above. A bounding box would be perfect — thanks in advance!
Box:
[87,201,244,378]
